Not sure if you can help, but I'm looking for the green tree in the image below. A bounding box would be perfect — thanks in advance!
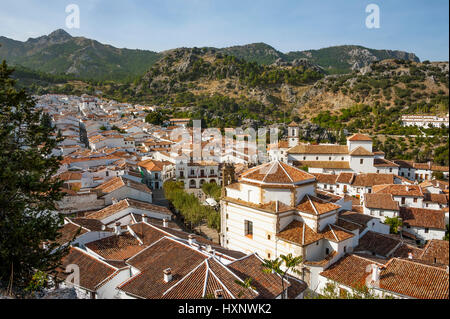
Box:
[0,61,68,291]
[384,217,403,234]
[261,253,303,299]
[145,111,167,125]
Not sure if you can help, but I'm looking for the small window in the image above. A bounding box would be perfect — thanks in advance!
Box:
[316,156,319,161]
[329,157,332,161]
[316,241,319,246]
[226,214,229,219]
[401,197,406,205]
[303,156,306,160]
[244,220,253,239]
[267,253,271,259]
[389,168,393,173]
[325,248,330,255]
[344,246,347,253]
[341,157,344,161]
[360,159,364,165]
[267,234,271,240]
[424,228,429,234]
[413,198,417,203]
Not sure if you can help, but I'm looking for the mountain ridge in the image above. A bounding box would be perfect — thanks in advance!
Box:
[1,29,422,80]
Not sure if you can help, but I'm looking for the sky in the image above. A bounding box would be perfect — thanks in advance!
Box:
[0,0,448,61]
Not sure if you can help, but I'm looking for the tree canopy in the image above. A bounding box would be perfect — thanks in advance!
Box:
[0,61,67,291]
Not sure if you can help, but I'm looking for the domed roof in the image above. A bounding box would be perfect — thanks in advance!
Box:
[240,160,315,185]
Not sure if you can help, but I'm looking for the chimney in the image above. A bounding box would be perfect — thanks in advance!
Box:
[112,197,118,204]
[371,264,380,284]
[408,252,413,259]
[127,180,131,187]
[163,219,168,228]
[142,214,148,223]
[114,222,122,235]
[214,289,224,299]
[163,268,172,282]
[188,234,196,245]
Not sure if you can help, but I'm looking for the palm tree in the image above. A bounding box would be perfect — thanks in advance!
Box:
[261,253,303,299]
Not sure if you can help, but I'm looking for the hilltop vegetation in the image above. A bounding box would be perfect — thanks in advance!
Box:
[302,59,449,118]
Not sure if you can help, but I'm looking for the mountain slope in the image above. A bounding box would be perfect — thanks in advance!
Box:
[286,45,420,74]
[0,29,162,81]
[298,59,449,120]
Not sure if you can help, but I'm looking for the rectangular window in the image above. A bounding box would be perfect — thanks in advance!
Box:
[401,197,406,205]
[244,220,253,239]
[360,159,364,165]
[267,234,271,240]
[413,198,417,203]
[425,228,429,233]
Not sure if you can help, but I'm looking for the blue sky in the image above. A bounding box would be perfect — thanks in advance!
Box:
[1,0,448,61]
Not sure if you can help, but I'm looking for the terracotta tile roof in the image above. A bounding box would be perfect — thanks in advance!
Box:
[128,222,168,246]
[69,218,106,232]
[352,174,395,187]
[355,231,401,258]
[288,144,349,155]
[348,133,372,141]
[162,261,225,299]
[118,238,209,298]
[55,247,117,291]
[315,190,343,203]
[277,220,353,247]
[321,254,449,299]
[241,161,315,184]
[349,146,373,156]
[373,184,424,197]
[423,193,448,205]
[207,258,258,299]
[138,159,171,171]
[379,258,449,299]
[400,207,446,230]
[56,171,83,181]
[288,121,299,127]
[86,198,172,220]
[94,176,152,195]
[391,243,424,260]
[312,173,338,185]
[320,254,380,289]
[336,172,355,184]
[54,222,88,245]
[85,233,145,260]
[340,210,374,225]
[335,218,365,232]
[393,160,415,169]
[296,194,340,215]
[374,158,399,167]
[227,254,291,299]
[364,193,399,211]
[420,240,449,266]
